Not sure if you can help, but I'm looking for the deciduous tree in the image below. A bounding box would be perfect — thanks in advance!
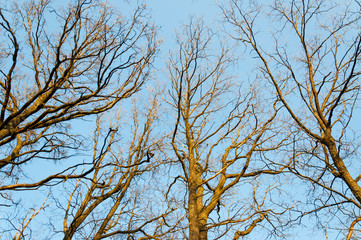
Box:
[166,19,291,240]
[0,0,157,189]
[60,97,175,240]
[0,0,158,238]
[224,0,361,237]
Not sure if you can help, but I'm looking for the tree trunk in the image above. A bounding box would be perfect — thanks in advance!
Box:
[188,157,200,240]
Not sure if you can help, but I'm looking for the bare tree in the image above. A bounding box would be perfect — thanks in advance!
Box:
[165,19,291,240]
[0,0,159,238]
[0,0,157,189]
[224,0,361,237]
[0,95,177,239]
[59,97,177,240]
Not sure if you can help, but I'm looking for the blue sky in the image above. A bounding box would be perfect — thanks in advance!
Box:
[5,1,359,239]
[106,1,355,239]
[146,0,219,35]
[136,1,359,239]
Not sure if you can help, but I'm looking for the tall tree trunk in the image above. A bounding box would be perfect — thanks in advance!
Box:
[188,154,200,240]
[199,221,208,240]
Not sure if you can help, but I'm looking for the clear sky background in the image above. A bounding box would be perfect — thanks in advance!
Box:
[146,0,219,38]
[11,1,358,239]
[120,1,353,240]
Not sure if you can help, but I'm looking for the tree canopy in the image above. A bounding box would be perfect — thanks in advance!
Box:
[1,0,361,239]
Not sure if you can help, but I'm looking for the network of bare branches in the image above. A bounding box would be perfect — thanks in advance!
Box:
[223,0,361,238]
[0,0,162,239]
[1,0,361,239]
[164,18,293,239]
[0,0,157,187]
